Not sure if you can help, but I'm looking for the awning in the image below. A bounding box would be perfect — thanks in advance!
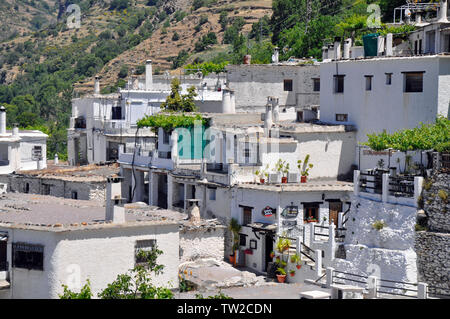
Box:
[0,234,8,241]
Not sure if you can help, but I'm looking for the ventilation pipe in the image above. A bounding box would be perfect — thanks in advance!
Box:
[334,37,342,60]
[54,153,59,165]
[343,38,352,59]
[386,33,393,57]
[94,76,100,94]
[145,59,153,91]
[106,176,125,223]
[438,0,448,22]
[272,47,279,64]
[0,106,6,136]
[327,44,335,60]
[222,88,232,114]
[264,97,273,135]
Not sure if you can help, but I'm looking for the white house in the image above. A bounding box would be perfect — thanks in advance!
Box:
[0,106,48,174]
[0,191,181,299]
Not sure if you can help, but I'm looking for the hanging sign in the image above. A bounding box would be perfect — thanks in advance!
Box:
[281,203,299,218]
[261,206,276,217]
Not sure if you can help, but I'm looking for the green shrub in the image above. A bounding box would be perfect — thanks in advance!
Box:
[372,220,386,231]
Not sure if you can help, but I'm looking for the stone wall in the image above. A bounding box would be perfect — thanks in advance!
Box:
[179,220,225,263]
[415,166,450,296]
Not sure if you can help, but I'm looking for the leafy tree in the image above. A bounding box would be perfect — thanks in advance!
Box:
[161,78,198,112]
[172,31,180,42]
[110,0,130,11]
[118,65,129,78]
[219,11,228,30]
[60,280,93,299]
[172,50,189,69]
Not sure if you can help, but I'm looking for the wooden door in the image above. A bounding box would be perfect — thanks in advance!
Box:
[329,201,342,227]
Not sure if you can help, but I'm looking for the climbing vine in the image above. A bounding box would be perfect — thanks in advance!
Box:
[136,113,208,132]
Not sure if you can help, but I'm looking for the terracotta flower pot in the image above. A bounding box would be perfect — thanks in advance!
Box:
[229,255,235,264]
[281,177,288,183]
[276,274,286,283]
[260,178,265,184]
[290,272,295,277]
[296,265,302,270]
[301,176,307,183]
[270,252,275,259]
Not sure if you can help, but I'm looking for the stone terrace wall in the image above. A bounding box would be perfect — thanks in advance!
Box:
[415,165,450,295]
[179,220,225,263]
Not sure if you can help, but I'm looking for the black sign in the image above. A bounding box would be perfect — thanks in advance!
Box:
[281,204,299,218]
[282,220,297,227]
[261,206,276,217]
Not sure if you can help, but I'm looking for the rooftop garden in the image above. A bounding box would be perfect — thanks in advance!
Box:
[136,113,208,132]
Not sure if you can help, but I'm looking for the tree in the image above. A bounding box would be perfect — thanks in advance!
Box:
[161,78,198,112]
[59,245,174,299]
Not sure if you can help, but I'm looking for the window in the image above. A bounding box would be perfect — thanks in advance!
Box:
[313,78,320,92]
[32,146,42,160]
[283,79,293,91]
[404,72,424,92]
[333,75,345,93]
[335,114,348,122]
[163,130,170,144]
[24,183,29,194]
[365,76,373,91]
[12,243,44,270]
[239,234,247,246]
[71,191,78,200]
[111,106,122,120]
[386,73,392,85]
[208,187,216,201]
[135,239,156,265]
[242,207,252,225]
[303,203,320,222]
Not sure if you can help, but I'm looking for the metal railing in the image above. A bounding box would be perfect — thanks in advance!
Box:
[377,278,418,298]
[388,175,415,198]
[332,270,369,288]
[427,286,450,299]
[300,242,315,263]
[313,224,329,241]
[359,170,383,194]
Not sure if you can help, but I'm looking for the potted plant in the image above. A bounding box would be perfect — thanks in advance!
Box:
[276,237,291,253]
[276,159,287,183]
[255,165,269,184]
[297,154,314,183]
[290,253,302,269]
[276,267,287,283]
[282,163,290,183]
[270,251,275,259]
[289,270,296,277]
[228,218,242,266]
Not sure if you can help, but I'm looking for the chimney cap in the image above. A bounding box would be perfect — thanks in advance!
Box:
[95,76,100,80]
[146,59,152,64]
[0,106,5,112]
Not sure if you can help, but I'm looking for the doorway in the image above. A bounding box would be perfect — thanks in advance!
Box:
[0,240,6,271]
[264,233,274,272]
[329,201,343,227]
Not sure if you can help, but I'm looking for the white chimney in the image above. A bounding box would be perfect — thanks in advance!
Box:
[438,0,448,22]
[145,59,153,91]
[270,97,280,123]
[416,12,422,25]
[377,36,385,56]
[272,47,279,64]
[386,33,393,57]
[343,38,352,59]
[222,88,232,113]
[322,46,328,60]
[230,90,236,114]
[54,153,59,165]
[12,124,19,137]
[264,97,273,135]
[0,106,6,136]
[334,38,342,60]
[106,176,124,223]
[327,44,335,60]
[94,76,100,94]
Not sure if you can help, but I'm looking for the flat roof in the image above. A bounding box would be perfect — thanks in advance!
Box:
[15,163,120,183]
[237,180,354,192]
[321,53,450,64]
[0,193,183,232]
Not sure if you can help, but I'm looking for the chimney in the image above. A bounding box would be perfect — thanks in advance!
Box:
[416,11,422,25]
[343,38,352,59]
[377,36,385,56]
[106,176,124,223]
[271,97,280,123]
[334,37,342,60]
[12,123,19,137]
[327,44,335,60]
[230,90,236,114]
[0,106,6,136]
[243,55,251,65]
[54,153,59,165]
[386,33,393,57]
[264,97,273,135]
[272,47,279,64]
[438,0,448,22]
[94,76,100,94]
[145,59,153,91]
[322,46,328,60]
[222,88,232,113]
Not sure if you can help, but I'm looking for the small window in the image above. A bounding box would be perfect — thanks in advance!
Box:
[386,73,392,85]
[208,187,216,201]
[303,203,320,222]
[135,239,156,265]
[283,79,293,91]
[335,114,348,122]
[242,207,252,225]
[239,234,247,246]
[334,75,345,93]
[71,191,78,200]
[163,130,170,144]
[365,76,373,91]
[111,106,122,120]
[313,78,320,92]
[12,243,44,271]
[24,183,29,194]
[41,184,51,195]
[32,146,42,160]
[404,72,424,92]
